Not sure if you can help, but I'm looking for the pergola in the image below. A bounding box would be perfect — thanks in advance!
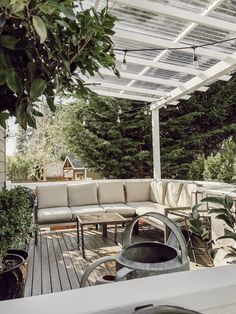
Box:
[83,0,236,179]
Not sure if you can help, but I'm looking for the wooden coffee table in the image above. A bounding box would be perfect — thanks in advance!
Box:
[76,212,127,259]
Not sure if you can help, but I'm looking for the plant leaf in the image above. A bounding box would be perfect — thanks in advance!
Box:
[201,196,226,207]
[32,15,47,43]
[30,78,46,100]
[225,195,234,210]
[0,112,9,128]
[6,70,22,93]
[0,35,18,49]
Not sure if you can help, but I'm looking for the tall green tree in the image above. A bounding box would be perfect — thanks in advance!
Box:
[160,74,236,179]
[62,96,153,178]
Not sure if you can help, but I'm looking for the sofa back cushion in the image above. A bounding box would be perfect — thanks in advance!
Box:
[150,180,168,205]
[37,184,68,209]
[164,182,183,207]
[68,183,98,207]
[177,183,196,207]
[125,181,151,203]
[98,181,125,204]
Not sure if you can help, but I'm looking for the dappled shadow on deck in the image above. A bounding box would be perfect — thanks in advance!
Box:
[24,225,210,297]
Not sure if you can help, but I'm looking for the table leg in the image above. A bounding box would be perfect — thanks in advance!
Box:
[81,225,85,259]
[77,219,80,249]
[102,223,107,238]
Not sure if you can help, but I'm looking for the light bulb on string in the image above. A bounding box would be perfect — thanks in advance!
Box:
[192,47,199,69]
[148,111,151,116]
[118,106,122,114]
[121,50,127,71]
[117,115,121,123]
[144,110,148,115]
[164,104,167,109]
[82,119,86,126]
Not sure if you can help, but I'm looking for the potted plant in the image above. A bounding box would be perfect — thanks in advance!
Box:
[0,0,118,129]
[189,194,236,265]
[0,186,35,300]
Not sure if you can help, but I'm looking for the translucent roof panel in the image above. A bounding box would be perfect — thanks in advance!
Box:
[82,0,236,106]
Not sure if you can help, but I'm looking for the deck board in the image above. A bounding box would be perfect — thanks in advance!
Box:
[24,225,209,297]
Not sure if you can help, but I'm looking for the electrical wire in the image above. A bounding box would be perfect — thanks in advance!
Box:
[114,36,236,53]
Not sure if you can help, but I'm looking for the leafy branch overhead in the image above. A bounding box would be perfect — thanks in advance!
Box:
[0,0,118,129]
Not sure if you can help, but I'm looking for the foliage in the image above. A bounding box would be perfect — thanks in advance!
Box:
[160,75,236,179]
[187,155,205,181]
[190,195,236,263]
[61,96,153,178]
[7,154,43,181]
[10,104,70,181]
[0,0,118,129]
[0,186,34,267]
[204,137,236,182]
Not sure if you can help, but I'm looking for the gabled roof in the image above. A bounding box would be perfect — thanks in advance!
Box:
[63,154,85,169]
[82,0,236,109]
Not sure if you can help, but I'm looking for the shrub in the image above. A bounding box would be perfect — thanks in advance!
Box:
[187,155,205,180]
[0,186,34,267]
[204,137,236,182]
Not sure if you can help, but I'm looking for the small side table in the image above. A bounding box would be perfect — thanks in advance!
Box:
[76,212,127,259]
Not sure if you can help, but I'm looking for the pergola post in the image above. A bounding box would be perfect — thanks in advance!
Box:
[152,107,161,179]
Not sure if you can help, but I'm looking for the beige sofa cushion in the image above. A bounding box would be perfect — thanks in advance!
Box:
[101,203,136,217]
[164,182,183,207]
[70,205,105,219]
[68,183,98,207]
[150,180,168,204]
[37,207,72,224]
[37,184,68,209]
[125,181,151,202]
[177,183,196,207]
[97,182,125,204]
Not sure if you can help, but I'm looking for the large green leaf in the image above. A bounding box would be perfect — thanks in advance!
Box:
[30,78,46,100]
[6,70,22,93]
[201,196,226,207]
[32,15,47,43]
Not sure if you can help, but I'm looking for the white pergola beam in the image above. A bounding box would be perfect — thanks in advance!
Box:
[114,0,236,34]
[86,81,166,96]
[151,53,236,109]
[100,69,180,87]
[115,28,229,60]
[90,90,158,102]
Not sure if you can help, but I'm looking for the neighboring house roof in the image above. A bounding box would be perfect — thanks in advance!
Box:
[63,154,85,169]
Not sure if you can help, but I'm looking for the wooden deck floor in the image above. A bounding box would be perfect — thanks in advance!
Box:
[24,225,211,297]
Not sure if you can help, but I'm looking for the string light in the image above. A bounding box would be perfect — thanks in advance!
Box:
[82,119,86,126]
[121,50,127,71]
[164,104,167,109]
[117,115,121,123]
[192,47,198,69]
[118,106,122,114]
[115,36,236,69]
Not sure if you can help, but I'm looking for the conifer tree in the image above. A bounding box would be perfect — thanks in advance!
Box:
[62,96,152,179]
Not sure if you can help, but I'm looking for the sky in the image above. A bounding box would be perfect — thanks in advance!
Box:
[6,117,17,156]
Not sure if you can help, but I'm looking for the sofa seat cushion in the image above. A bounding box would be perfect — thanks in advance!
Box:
[37,207,72,224]
[37,184,68,209]
[127,202,167,216]
[101,203,136,217]
[125,181,151,203]
[70,205,105,220]
[97,182,125,204]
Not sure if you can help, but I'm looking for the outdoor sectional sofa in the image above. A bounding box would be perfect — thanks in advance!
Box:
[35,180,198,241]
